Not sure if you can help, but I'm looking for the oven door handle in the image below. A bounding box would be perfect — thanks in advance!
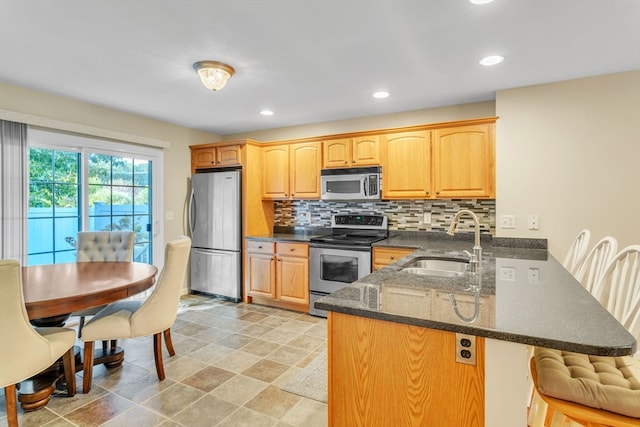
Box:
[309,243,373,252]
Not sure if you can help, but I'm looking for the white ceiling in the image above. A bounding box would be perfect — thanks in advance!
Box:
[1,1,639,136]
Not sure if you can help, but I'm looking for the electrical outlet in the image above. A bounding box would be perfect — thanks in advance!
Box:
[500,266,516,281]
[165,211,175,221]
[528,214,539,230]
[304,211,312,222]
[528,268,540,284]
[500,215,516,229]
[455,333,477,365]
[423,212,432,224]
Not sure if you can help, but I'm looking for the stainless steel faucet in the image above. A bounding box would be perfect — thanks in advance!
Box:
[447,209,482,273]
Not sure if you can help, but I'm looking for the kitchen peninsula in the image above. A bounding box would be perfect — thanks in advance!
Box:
[315,233,636,427]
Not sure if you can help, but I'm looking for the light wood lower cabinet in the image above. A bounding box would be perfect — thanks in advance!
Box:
[328,312,485,426]
[246,240,309,311]
[372,246,415,270]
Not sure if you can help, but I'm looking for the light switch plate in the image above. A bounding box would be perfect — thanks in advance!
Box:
[500,215,516,229]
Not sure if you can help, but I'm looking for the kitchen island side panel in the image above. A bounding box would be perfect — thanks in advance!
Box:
[328,312,484,427]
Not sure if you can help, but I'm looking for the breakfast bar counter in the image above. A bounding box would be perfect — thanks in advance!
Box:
[315,233,636,427]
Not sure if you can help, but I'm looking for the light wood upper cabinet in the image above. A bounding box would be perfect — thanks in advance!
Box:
[290,142,322,199]
[381,131,431,199]
[432,124,495,198]
[263,142,321,200]
[191,144,241,173]
[262,145,290,199]
[352,135,380,166]
[323,136,380,168]
[323,138,351,168]
[217,145,242,166]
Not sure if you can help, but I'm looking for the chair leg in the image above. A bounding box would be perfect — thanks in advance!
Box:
[4,384,18,427]
[164,328,175,357]
[62,346,76,397]
[153,332,165,381]
[83,341,94,394]
[78,316,85,338]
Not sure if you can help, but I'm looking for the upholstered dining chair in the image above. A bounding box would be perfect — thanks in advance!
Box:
[563,229,591,277]
[530,245,640,427]
[73,231,135,337]
[80,236,191,393]
[0,259,77,427]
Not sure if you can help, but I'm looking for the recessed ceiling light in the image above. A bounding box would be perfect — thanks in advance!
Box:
[372,91,390,99]
[260,110,274,116]
[469,0,494,4]
[479,55,504,66]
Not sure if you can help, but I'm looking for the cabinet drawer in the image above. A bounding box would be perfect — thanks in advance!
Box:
[276,242,308,257]
[247,240,275,254]
[373,247,414,266]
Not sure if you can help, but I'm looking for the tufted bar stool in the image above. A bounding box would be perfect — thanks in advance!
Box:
[531,347,640,426]
[73,231,135,337]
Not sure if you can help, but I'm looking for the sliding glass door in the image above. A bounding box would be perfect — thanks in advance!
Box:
[27,129,162,266]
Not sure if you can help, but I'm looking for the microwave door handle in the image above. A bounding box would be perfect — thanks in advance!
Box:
[363,176,368,197]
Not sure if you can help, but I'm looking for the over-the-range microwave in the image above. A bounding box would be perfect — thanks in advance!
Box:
[320,166,381,201]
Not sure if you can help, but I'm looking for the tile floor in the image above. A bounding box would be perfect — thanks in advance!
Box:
[1,296,328,427]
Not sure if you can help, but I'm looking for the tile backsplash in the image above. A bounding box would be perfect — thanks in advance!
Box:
[274,199,496,234]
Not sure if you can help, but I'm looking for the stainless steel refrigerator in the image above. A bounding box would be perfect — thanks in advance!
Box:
[189,169,242,302]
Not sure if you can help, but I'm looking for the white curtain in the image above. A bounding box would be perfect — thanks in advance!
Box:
[0,120,28,263]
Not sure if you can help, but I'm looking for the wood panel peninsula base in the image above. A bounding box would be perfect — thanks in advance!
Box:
[328,312,485,426]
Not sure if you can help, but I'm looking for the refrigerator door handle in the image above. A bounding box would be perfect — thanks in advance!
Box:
[188,187,195,236]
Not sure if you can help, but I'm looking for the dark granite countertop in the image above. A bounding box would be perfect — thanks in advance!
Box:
[316,232,637,356]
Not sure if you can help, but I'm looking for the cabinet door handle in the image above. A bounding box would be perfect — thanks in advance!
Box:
[290,248,295,252]
[353,160,356,163]
[390,256,395,259]
[258,245,263,249]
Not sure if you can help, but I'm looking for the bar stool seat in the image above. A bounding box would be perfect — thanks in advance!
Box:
[532,347,640,425]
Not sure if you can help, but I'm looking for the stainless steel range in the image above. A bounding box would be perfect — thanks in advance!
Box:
[309,214,388,317]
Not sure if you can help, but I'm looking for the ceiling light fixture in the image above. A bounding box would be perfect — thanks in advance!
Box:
[469,0,494,4]
[193,61,235,91]
[373,91,390,99]
[479,55,504,66]
[260,110,274,116]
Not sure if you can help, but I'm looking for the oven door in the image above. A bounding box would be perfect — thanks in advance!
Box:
[309,244,372,316]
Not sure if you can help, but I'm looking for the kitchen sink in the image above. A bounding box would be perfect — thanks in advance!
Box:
[401,257,469,277]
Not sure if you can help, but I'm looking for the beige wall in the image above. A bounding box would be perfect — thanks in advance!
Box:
[223,101,496,142]
[0,81,221,247]
[496,70,640,260]
[6,70,638,265]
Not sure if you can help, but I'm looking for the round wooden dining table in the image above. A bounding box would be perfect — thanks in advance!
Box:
[23,261,158,320]
[19,261,158,411]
